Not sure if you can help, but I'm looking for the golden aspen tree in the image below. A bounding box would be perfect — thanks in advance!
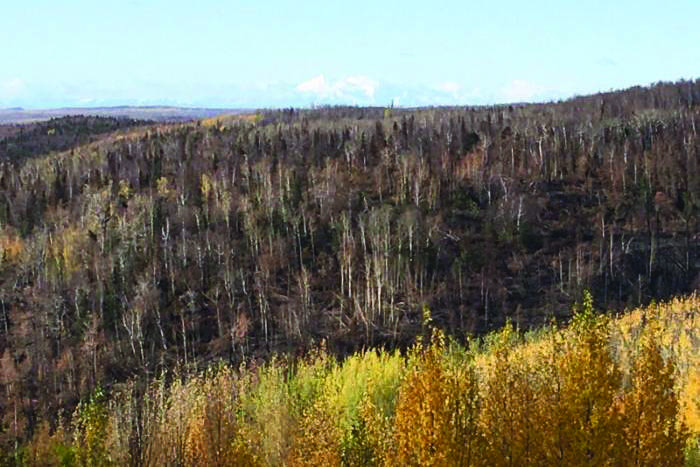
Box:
[391,330,483,466]
[551,291,624,465]
[620,317,687,466]
[289,398,342,467]
[391,333,451,466]
[527,326,569,466]
[480,322,543,466]
[444,343,484,467]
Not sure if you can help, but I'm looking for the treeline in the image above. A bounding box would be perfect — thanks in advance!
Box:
[0,116,149,161]
[0,80,699,445]
[15,295,700,465]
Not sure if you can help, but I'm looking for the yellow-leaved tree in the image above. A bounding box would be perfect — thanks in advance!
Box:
[480,322,548,466]
[391,330,483,466]
[538,291,625,465]
[620,315,688,466]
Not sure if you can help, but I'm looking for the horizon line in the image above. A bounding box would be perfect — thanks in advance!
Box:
[2,76,699,115]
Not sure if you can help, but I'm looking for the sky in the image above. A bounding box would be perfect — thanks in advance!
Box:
[1,0,699,109]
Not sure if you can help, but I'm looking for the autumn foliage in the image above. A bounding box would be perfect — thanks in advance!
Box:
[11,294,696,465]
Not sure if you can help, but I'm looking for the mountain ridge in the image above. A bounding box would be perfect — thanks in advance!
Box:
[0,105,251,124]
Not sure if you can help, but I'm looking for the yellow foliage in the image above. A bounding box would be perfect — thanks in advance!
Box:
[480,323,544,466]
[619,317,688,466]
[613,295,700,440]
[201,173,212,200]
[684,363,700,439]
[289,348,405,466]
[72,387,111,466]
[239,362,294,465]
[289,398,342,466]
[117,179,132,203]
[200,116,224,128]
[46,226,86,280]
[0,231,23,265]
[156,176,173,199]
[23,295,699,466]
[391,330,482,466]
[143,368,258,466]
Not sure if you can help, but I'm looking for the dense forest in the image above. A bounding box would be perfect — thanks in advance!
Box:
[0,80,699,461]
[0,116,148,161]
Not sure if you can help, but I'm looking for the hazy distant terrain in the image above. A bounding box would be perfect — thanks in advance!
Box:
[0,106,248,124]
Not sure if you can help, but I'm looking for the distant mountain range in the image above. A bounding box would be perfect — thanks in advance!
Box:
[0,106,250,124]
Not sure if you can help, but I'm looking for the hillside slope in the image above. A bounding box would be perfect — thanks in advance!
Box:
[0,115,150,160]
[17,294,699,465]
[0,80,698,451]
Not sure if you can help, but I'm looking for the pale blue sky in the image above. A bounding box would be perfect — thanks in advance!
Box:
[1,0,698,108]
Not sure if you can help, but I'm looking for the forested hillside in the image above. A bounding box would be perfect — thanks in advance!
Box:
[17,294,700,465]
[0,80,698,458]
[0,116,148,161]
